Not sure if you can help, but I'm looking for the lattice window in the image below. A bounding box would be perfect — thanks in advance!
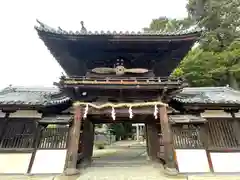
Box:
[172,124,204,149]
[0,119,6,138]
[0,120,36,149]
[38,125,69,149]
[208,120,239,148]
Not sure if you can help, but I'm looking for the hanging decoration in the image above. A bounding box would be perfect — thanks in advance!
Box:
[83,104,89,119]
[111,107,116,120]
[73,101,167,120]
[73,101,168,108]
[154,105,158,119]
[129,106,133,119]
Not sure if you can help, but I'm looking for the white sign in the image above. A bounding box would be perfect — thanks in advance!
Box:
[31,149,67,174]
[0,111,5,118]
[0,153,32,174]
[211,152,240,172]
[175,149,210,173]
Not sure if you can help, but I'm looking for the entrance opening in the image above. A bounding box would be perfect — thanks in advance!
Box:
[91,122,148,167]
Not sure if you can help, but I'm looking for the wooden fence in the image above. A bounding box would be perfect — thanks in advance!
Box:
[0,118,69,174]
[172,119,240,150]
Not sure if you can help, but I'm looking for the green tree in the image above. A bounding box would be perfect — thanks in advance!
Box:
[108,123,126,141]
[145,0,240,88]
[172,43,240,88]
[143,16,193,32]
[187,0,240,51]
[186,0,240,88]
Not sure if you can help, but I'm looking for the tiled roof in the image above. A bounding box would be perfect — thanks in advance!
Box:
[35,20,202,36]
[1,85,238,107]
[0,86,70,106]
[173,86,240,105]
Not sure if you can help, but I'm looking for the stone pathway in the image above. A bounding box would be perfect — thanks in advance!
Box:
[76,165,180,180]
[76,141,181,180]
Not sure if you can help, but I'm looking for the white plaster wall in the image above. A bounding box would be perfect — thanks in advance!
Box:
[31,149,67,174]
[175,149,210,173]
[235,112,240,118]
[0,153,32,174]
[9,110,42,118]
[210,152,240,172]
[201,110,232,118]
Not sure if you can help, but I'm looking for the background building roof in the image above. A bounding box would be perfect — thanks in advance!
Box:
[0,86,239,110]
[173,86,240,105]
[0,86,70,106]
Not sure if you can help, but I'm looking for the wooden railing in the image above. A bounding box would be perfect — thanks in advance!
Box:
[172,124,204,149]
[38,126,69,149]
[61,76,185,85]
[0,119,69,150]
[208,119,239,149]
[0,120,36,149]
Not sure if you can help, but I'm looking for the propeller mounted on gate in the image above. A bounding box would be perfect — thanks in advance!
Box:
[91,59,149,75]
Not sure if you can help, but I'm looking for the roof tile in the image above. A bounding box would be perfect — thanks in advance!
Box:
[1,86,239,107]
[173,86,240,105]
[35,20,202,36]
[0,86,70,106]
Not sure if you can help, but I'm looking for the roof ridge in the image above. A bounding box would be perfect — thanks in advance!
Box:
[0,86,70,106]
[35,20,203,36]
[0,85,59,94]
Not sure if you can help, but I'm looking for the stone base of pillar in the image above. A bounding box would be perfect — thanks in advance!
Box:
[81,159,93,168]
[63,168,80,176]
[163,167,178,176]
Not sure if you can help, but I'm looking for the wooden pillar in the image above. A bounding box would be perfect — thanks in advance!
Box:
[145,123,150,158]
[82,119,95,165]
[231,112,240,144]
[159,105,175,169]
[146,122,159,161]
[64,105,83,175]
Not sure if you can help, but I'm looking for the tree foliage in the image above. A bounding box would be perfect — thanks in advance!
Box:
[145,0,240,89]
[108,123,126,140]
[143,17,193,32]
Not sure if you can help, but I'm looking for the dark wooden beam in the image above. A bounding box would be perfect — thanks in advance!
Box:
[0,105,43,111]
[90,116,150,124]
[179,104,240,111]
[63,87,183,101]
[63,84,183,90]
[88,107,158,116]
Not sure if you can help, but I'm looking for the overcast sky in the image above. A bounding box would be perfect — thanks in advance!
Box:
[0,0,188,89]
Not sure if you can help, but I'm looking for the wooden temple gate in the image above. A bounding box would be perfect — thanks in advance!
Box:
[65,107,240,174]
[63,102,176,175]
[0,19,239,176]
